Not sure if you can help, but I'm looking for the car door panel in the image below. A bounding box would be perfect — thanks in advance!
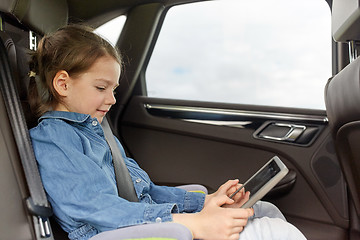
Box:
[119,96,349,239]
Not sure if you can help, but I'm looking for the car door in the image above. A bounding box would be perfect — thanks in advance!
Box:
[108,0,351,239]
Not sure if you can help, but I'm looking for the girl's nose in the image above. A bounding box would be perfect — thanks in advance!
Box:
[107,91,116,105]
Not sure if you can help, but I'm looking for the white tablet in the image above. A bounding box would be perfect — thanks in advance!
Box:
[230,156,289,208]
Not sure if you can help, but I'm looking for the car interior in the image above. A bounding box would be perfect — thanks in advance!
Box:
[0,0,360,240]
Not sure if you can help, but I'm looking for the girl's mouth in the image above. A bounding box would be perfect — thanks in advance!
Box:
[97,109,109,115]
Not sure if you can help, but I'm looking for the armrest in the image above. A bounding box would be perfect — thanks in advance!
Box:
[90,223,192,240]
[176,184,208,194]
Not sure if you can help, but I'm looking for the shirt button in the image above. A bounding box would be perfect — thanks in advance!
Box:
[92,120,98,126]
[135,178,142,183]
[155,217,162,223]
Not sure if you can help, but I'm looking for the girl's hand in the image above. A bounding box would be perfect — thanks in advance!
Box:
[224,182,250,209]
[173,194,253,240]
[205,179,250,208]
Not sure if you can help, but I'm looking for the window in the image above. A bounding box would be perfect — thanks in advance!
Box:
[95,15,126,46]
[146,0,331,109]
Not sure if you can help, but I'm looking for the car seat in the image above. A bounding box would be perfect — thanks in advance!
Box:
[327,0,360,218]
[325,0,360,238]
[0,1,206,240]
[325,57,360,217]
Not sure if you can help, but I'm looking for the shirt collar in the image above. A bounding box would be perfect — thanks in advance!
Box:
[39,111,92,124]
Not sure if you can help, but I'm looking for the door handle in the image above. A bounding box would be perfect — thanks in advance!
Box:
[259,123,306,142]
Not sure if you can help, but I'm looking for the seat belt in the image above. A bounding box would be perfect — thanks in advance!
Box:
[0,34,53,238]
[102,118,139,202]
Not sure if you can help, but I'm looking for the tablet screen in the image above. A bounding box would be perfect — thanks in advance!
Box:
[244,159,281,196]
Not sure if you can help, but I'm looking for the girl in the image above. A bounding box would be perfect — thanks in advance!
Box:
[29,24,306,240]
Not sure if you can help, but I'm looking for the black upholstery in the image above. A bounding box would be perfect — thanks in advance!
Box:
[0,31,35,240]
[0,25,38,128]
[0,0,68,34]
[1,1,70,239]
[325,56,360,216]
[0,23,70,240]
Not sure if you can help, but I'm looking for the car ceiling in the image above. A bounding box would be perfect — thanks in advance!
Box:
[67,0,333,25]
[67,0,205,25]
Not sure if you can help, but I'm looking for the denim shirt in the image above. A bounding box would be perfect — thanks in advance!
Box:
[30,111,205,240]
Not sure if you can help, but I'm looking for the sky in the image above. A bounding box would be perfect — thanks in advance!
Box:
[96,0,332,110]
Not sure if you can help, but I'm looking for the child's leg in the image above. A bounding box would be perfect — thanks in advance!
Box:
[240,201,306,240]
[239,217,307,240]
[251,201,286,221]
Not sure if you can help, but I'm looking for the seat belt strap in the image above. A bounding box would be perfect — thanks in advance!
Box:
[102,118,139,202]
[0,35,53,238]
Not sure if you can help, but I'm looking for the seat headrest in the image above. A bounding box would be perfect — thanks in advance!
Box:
[325,56,360,131]
[332,0,360,42]
[0,0,68,34]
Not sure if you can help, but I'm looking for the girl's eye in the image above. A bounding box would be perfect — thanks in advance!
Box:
[96,86,106,91]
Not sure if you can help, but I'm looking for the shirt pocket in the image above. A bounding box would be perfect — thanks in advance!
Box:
[127,165,152,198]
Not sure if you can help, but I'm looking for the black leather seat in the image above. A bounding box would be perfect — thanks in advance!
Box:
[325,56,360,217]
[0,26,37,128]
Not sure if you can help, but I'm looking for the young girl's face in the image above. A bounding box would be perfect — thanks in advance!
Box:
[54,55,120,123]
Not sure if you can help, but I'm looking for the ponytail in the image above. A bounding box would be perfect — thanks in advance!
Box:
[28,53,52,117]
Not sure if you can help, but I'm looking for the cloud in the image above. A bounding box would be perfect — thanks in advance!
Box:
[97,0,331,110]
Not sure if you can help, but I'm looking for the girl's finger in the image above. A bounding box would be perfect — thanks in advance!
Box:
[231,226,245,234]
[232,186,245,199]
[222,179,239,190]
[239,191,250,207]
[227,183,244,196]
[229,233,241,240]
[218,179,240,196]
[216,194,235,206]
[232,218,249,227]
[226,207,253,221]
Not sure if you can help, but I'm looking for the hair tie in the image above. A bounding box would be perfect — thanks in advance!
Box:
[28,71,37,78]
[29,70,42,87]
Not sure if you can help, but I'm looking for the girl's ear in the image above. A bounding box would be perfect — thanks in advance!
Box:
[53,70,70,97]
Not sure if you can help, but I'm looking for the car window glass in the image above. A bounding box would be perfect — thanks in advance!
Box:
[146,0,331,110]
[95,15,126,46]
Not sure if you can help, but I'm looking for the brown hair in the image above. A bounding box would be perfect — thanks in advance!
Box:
[28,24,122,117]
